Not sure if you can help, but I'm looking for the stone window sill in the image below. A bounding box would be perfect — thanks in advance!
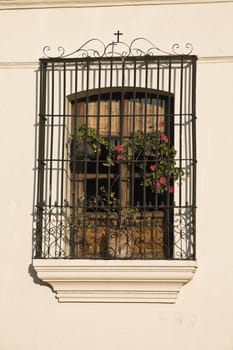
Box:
[33,259,197,303]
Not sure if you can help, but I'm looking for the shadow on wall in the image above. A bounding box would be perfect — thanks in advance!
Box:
[28,263,53,291]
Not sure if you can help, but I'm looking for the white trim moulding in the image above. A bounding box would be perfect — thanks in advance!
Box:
[0,0,232,10]
[198,56,233,63]
[33,259,197,303]
[0,61,38,69]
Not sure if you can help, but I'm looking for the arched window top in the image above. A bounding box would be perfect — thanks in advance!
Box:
[68,87,174,103]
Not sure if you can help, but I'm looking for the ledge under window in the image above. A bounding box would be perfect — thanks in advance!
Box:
[33,259,197,303]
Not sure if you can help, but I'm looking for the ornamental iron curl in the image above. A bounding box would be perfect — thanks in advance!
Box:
[42,33,193,59]
[173,208,195,259]
[35,206,69,259]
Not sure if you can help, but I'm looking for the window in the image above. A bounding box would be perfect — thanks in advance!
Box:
[33,37,197,302]
[67,87,175,259]
[34,40,197,262]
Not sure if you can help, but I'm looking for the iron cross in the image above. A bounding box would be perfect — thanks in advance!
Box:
[114,30,123,43]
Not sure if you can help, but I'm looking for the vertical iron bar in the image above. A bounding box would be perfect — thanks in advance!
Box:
[59,61,67,257]
[57,70,61,212]
[179,57,184,259]
[131,60,137,210]
[142,58,149,258]
[35,60,47,258]
[166,57,173,259]
[191,56,197,260]
[70,62,78,258]
[47,62,55,257]
[119,59,125,213]
[155,58,160,210]
[131,60,137,258]
[107,59,113,258]
[44,67,50,257]
[83,58,90,257]
[155,58,162,259]
[32,70,39,258]
[94,59,101,258]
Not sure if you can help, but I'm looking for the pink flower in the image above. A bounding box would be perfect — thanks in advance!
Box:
[156,181,161,189]
[160,134,168,142]
[159,177,167,185]
[116,144,124,152]
[159,121,165,127]
[169,186,174,193]
[150,164,156,172]
[116,154,121,160]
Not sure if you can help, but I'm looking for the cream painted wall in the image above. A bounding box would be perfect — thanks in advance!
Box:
[0,2,233,350]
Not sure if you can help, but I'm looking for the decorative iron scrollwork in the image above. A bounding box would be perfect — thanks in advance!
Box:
[173,208,195,259]
[42,33,193,59]
[172,43,193,55]
[34,206,69,259]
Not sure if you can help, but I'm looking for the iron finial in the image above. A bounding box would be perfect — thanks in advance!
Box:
[114,30,123,43]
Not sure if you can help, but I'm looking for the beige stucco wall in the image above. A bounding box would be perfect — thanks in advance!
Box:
[0,2,233,350]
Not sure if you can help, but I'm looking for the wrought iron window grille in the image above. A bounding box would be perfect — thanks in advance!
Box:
[33,33,197,261]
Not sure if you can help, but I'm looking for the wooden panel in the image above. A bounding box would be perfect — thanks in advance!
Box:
[72,100,120,136]
[72,98,165,136]
[133,211,165,259]
[124,100,165,134]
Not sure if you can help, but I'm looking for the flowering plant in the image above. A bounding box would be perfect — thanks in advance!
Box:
[110,128,183,194]
[71,124,182,194]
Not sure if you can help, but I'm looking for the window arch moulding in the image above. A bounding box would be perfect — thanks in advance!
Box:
[32,35,198,303]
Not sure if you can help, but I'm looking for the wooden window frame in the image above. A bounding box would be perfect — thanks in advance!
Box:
[67,87,174,259]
